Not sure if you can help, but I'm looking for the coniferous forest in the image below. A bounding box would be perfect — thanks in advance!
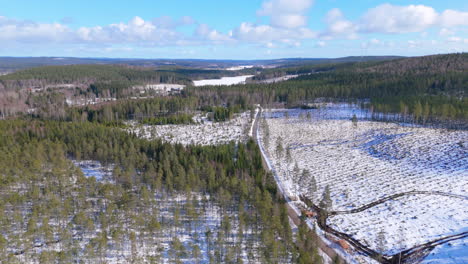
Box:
[0,53,466,263]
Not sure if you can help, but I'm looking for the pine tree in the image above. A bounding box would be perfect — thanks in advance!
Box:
[276,137,284,158]
[319,185,332,211]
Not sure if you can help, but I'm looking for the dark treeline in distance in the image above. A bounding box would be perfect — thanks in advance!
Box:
[3,53,465,127]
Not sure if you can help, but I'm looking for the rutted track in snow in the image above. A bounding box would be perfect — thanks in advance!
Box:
[329,191,468,216]
[301,195,468,264]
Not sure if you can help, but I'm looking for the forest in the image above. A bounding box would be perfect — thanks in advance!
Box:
[0,53,466,263]
[0,119,326,263]
[2,53,466,125]
[188,53,468,124]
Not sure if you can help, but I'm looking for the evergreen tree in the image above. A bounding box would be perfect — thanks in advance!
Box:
[319,185,332,211]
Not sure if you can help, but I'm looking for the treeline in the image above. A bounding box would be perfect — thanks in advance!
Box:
[0,64,191,85]
[0,119,313,262]
[66,96,198,123]
[200,105,243,122]
[0,64,192,101]
[371,95,467,123]
[249,63,340,82]
[63,96,245,124]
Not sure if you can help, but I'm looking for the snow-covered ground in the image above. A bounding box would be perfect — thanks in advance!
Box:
[12,191,267,264]
[127,111,253,145]
[226,65,254,71]
[193,75,254,86]
[258,74,299,83]
[258,104,468,262]
[72,160,114,181]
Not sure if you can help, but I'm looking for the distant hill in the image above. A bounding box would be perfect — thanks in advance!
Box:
[0,56,403,73]
[355,53,468,74]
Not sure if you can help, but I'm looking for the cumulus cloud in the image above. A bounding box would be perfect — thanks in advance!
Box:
[360,4,438,33]
[359,4,468,33]
[195,24,232,42]
[439,10,468,27]
[0,16,72,42]
[320,8,357,39]
[229,0,316,46]
[231,22,315,43]
[257,0,314,28]
[320,4,468,39]
[76,16,183,45]
[1,1,467,53]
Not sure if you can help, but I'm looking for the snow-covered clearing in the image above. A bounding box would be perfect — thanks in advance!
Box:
[226,65,254,71]
[258,104,468,262]
[193,75,254,86]
[72,160,114,181]
[128,111,253,146]
[258,74,299,83]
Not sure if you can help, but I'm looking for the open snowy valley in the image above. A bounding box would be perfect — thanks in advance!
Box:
[257,104,468,263]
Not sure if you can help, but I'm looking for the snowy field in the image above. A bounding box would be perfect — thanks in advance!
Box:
[258,104,468,262]
[193,75,254,86]
[127,111,253,145]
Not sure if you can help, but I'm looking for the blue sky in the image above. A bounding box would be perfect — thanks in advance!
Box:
[0,0,467,59]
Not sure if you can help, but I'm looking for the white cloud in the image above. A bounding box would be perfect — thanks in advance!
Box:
[407,40,421,48]
[360,4,438,33]
[439,10,468,27]
[257,0,314,28]
[315,41,326,47]
[359,4,468,34]
[1,1,467,55]
[439,28,455,36]
[76,16,183,45]
[0,16,72,42]
[320,8,357,39]
[195,24,232,42]
[231,22,315,43]
[321,4,468,39]
[446,36,468,44]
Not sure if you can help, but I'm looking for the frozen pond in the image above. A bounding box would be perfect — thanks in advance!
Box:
[193,75,254,86]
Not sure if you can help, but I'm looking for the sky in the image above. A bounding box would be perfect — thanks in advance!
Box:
[0,0,467,59]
